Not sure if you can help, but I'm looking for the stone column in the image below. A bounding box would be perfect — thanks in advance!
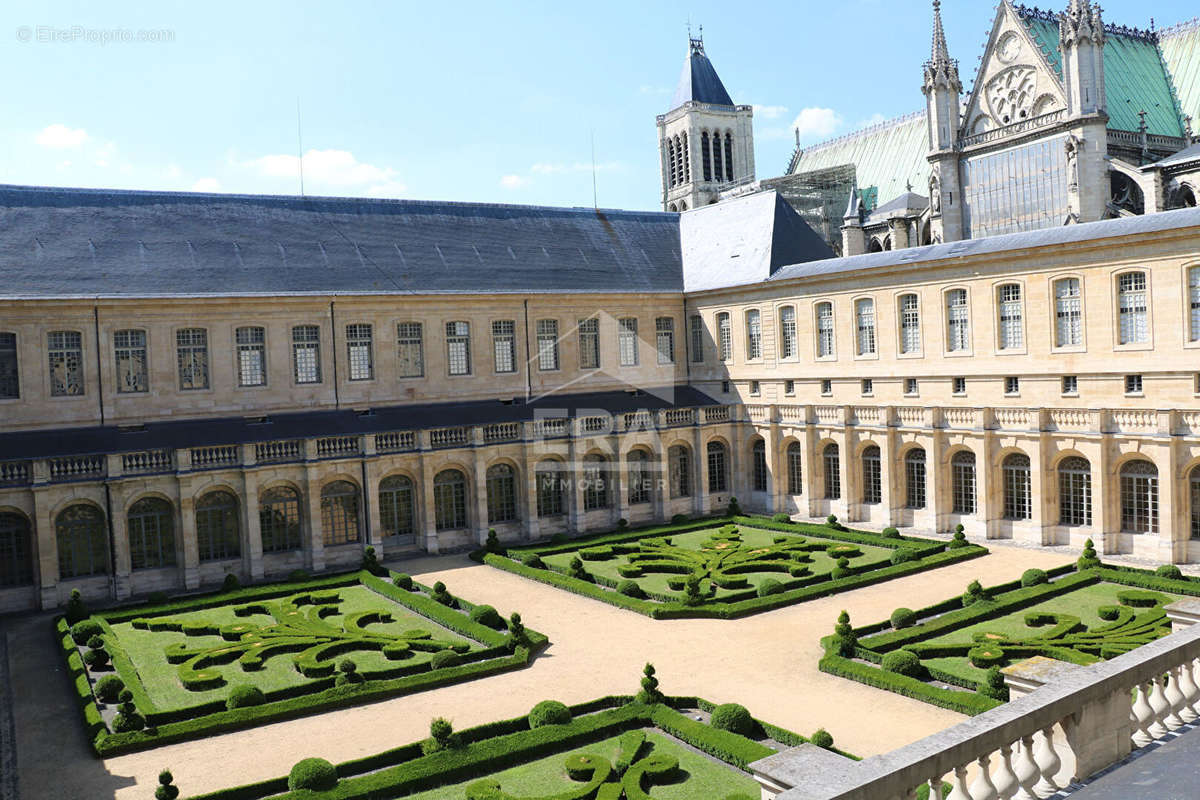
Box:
[471,435,489,546]
[1097,435,1118,555]
[1160,439,1184,563]
[418,444,440,554]
[692,423,706,517]
[33,488,59,609]
[611,441,626,527]
[1027,435,1050,546]
[980,431,998,538]
[925,430,944,534]
[834,431,851,523]
[522,448,540,541]
[305,470,325,572]
[879,421,897,527]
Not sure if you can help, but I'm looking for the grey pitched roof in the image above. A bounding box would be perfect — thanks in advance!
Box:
[1147,142,1200,169]
[867,191,929,221]
[670,40,735,109]
[764,207,1200,288]
[0,184,683,299]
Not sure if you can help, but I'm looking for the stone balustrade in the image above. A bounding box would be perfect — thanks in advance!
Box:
[753,605,1200,800]
[374,431,416,453]
[120,448,174,475]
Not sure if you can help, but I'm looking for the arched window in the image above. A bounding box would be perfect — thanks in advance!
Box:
[628,451,651,505]
[905,449,926,509]
[486,464,518,524]
[1002,454,1032,520]
[681,132,690,182]
[321,481,361,545]
[434,470,467,530]
[701,131,712,181]
[1058,457,1092,527]
[260,487,303,552]
[1190,466,1200,540]
[712,129,723,181]
[997,284,1024,349]
[379,476,415,543]
[669,445,691,498]
[707,441,728,493]
[745,310,762,360]
[899,294,920,354]
[779,306,797,359]
[0,512,34,587]
[536,462,566,518]
[717,313,732,361]
[128,497,175,570]
[196,491,240,561]
[855,298,876,355]
[787,443,803,495]
[752,440,768,493]
[952,451,976,514]
[823,443,841,500]
[666,138,677,188]
[57,505,107,578]
[816,302,835,358]
[946,289,970,351]
[724,132,734,181]
[583,455,610,511]
[1054,278,1083,347]
[1120,460,1158,533]
[1117,272,1148,344]
[862,445,882,504]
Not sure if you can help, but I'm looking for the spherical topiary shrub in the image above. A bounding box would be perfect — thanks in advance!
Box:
[95,674,125,704]
[70,619,103,645]
[86,634,105,651]
[1156,564,1183,580]
[810,729,834,749]
[890,548,916,565]
[616,518,629,530]
[968,645,1006,669]
[430,649,462,669]
[881,527,900,539]
[772,513,792,523]
[881,649,922,677]
[890,607,916,629]
[528,700,572,728]
[226,684,266,710]
[155,769,180,800]
[335,658,364,686]
[757,579,783,598]
[469,604,505,629]
[826,515,840,529]
[392,573,414,590]
[1097,605,1122,621]
[222,573,240,592]
[288,758,338,792]
[670,513,689,524]
[1020,568,1048,587]
[617,580,645,599]
[710,703,755,736]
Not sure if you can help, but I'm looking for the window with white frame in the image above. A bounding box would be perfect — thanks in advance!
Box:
[745,310,762,360]
[947,289,970,351]
[861,378,873,395]
[1118,272,1148,344]
[1190,267,1200,342]
[1005,376,1020,395]
[786,443,802,495]
[952,451,976,514]
[905,448,926,509]
[717,312,732,361]
[48,330,84,396]
[1054,278,1082,346]
[346,323,374,380]
[779,306,797,359]
[397,322,424,378]
[618,317,639,366]
[1120,460,1158,533]
[1002,453,1032,520]
[953,376,966,395]
[446,321,471,375]
[862,445,882,504]
[579,317,600,369]
[114,329,148,393]
[1062,375,1078,395]
[1058,457,1092,527]
[1125,374,1143,394]
[536,319,559,371]
[752,440,768,493]
[689,315,704,363]
[493,320,517,374]
[235,326,266,387]
[820,379,832,395]
[823,443,840,500]
[292,325,321,384]
[816,302,834,357]
[177,328,210,390]
[905,377,918,395]
[655,317,674,364]
[899,294,921,354]
[855,298,876,355]
[997,284,1024,349]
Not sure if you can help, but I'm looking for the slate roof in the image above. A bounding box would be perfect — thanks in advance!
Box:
[670,40,735,109]
[866,192,929,223]
[0,184,684,299]
[0,385,720,461]
[1148,141,1200,169]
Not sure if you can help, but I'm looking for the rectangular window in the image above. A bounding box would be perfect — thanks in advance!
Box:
[899,294,921,354]
[1062,375,1078,396]
[952,456,976,514]
[1005,376,1020,395]
[820,379,832,396]
[998,284,1024,350]
[397,322,424,378]
[861,378,873,396]
[113,329,148,393]
[177,328,210,390]
[855,299,876,355]
[235,326,266,387]
[1190,267,1200,342]
[1118,272,1148,344]
[292,325,322,384]
[745,310,762,360]
[689,315,704,363]
[721,380,730,394]
[816,303,835,357]
[953,376,966,395]
[618,317,638,367]
[1055,278,1082,347]
[749,380,760,396]
[862,451,882,504]
[718,313,732,361]
[446,321,471,376]
[780,306,797,359]
[655,317,675,364]
[947,289,970,352]
[784,379,795,395]
[492,320,517,373]
[346,323,374,381]
[536,319,559,371]
[48,330,84,396]
[1125,374,1143,395]
[904,377,918,395]
[578,318,600,369]
[905,455,926,509]
[0,332,17,398]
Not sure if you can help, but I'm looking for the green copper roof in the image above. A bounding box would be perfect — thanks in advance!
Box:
[1021,15,1185,137]
[1160,20,1200,129]
[788,111,929,210]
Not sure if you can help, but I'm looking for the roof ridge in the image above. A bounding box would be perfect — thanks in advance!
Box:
[795,110,926,155]
[1157,16,1200,38]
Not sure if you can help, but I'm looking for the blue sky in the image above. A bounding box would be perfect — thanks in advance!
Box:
[2,1,1194,211]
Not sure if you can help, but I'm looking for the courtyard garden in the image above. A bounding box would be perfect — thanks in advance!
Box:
[58,563,546,756]
[821,545,1200,714]
[483,513,987,618]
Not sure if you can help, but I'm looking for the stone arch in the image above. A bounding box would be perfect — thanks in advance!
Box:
[485,461,520,524]
[433,468,469,531]
[127,495,177,571]
[196,489,241,562]
[55,503,109,579]
[0,509,35,587]
[260,484,305,553]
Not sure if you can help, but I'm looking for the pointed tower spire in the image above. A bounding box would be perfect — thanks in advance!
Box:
[930,0,951,65]
[923,0,961,151]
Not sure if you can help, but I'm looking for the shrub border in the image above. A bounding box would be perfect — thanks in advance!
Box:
[59,569,547,757]
[484,515,986,619]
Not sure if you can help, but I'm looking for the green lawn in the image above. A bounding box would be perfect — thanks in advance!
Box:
[109,584,479,711]
[541,526,892,601]
[398,730,759,799]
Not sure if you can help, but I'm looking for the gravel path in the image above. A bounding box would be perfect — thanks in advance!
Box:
[12,544,1075,800]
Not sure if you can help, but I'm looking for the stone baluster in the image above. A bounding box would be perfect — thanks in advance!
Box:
[945,764,971,800]
[1178,657,1200,721]
[1163,666,1186,730]
[1031,724,1061,798]
[1147,674,1171,738]
[1012,735,1040,800]
[1130,681,1156,746]
[991,744,1019,800]
[925,777,942,800]
[967,753,1000,800]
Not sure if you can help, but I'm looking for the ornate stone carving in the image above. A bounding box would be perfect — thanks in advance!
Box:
[987,66,1037,125]
[929,167,942,214]
[1065,134,1082,191]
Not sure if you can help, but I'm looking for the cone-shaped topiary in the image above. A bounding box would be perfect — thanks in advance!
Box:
[683,574,704,606]
[506,612,529,652]
[1078,538,1101,570]
[948,527,969,549]
[567,556,591,582]
[636,663,662,704]
[833,610,856,657]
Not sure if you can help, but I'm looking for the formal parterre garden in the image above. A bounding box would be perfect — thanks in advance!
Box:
[482,512,987,619]
[58,556,547,756]
[166,666,850,800]
[821,541,1200,715]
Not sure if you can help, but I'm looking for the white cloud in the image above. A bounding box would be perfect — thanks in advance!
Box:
[245,148,405,196]
[191,177,221,192]
[500,174,528,189]
[753,104,788,120]
[791,107,844,143]
[36,124,89,149]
